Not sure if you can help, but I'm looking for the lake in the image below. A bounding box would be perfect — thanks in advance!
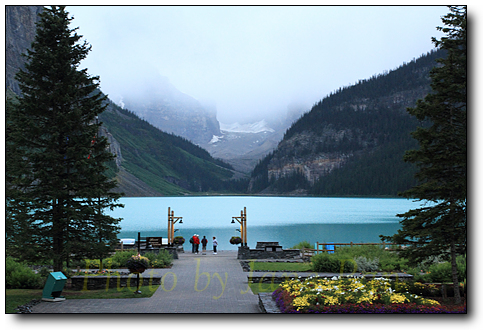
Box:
[109,196,419,251]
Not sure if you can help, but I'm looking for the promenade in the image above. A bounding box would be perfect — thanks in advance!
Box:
[31,250,261,313]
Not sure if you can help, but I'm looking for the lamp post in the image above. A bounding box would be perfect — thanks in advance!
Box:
[167,207,183,247]
[231,207,247,247]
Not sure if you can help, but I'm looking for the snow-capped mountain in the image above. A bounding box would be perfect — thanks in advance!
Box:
[220,120,275,134]
[199,106,308,175]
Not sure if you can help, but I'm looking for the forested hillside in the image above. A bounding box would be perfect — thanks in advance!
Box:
[99,100,237,195]
[249,49,445,196]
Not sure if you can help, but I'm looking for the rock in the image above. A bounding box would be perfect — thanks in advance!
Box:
[15,299,41,313]
[5,5,43,95]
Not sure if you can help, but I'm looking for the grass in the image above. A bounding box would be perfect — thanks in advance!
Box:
[248,282,281,295]
[5,285,160,314]
[250,262,312,272]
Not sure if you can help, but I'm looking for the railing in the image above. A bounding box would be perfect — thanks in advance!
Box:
[116,232,166,252]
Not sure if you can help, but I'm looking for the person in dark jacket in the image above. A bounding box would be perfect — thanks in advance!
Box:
[201,236,208,252]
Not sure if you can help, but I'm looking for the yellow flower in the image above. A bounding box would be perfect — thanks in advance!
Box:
[390,293,409,304]
[357,295,374,304]
[323,296,340,305]
[293,296,311,311]
[421,298,440,306]
[395,282,409,292]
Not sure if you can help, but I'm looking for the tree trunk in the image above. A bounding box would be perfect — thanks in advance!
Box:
[52,198,65,272]
[450,238,461,304]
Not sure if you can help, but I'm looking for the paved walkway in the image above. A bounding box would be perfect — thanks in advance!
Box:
[31,251,261,313]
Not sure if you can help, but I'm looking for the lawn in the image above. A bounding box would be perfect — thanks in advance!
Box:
[5,285,160,314]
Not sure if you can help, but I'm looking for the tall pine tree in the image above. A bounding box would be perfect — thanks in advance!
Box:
[6,6,123,271]
[382,6,466,304]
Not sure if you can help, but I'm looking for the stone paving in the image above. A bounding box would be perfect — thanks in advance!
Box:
[31,250,261,314]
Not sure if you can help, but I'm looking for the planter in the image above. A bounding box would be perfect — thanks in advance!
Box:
[173,236,185,245]
[125,254,149,273]
[128,267,146,274]
[230,236,242,245]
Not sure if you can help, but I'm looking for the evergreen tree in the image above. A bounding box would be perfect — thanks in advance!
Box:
[6,6,123,271]
[382,6,466,304]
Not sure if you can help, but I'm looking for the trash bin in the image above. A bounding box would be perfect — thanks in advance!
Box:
[42,272,67,302]
[326,243,335,254]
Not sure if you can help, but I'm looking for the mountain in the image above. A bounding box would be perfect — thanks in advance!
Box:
[5,5,44,95]
[201,106,307,175]
[112,70,221,146]
[99,100,235,195]
[249,49,445,196]
[220,120,275,134]
[5,5,237,196]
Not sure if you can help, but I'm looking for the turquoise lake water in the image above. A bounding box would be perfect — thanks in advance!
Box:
[109,196,420,251]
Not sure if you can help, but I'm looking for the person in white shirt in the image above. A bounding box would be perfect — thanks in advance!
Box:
[212,236,218,254]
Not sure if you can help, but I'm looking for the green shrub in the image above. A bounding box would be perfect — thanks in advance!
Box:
[311,253,356,273]
[158,250,173,267]
[6,257,42,289]
[80,250,173,270]
[427,257,466,283]
[312,253,339,272]
[310,245,411,273]
[330,245,409,272]
[340,258,357,273]
[144,250,172,268]
[83,259,101,269]
[354,256,380,272]
[38,267,52,278]
[111,250,138,268]
[291,241,312,250]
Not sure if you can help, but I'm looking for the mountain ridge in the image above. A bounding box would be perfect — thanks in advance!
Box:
[5,5,237,196]
[249,49,444,196]
[111,69,221,145]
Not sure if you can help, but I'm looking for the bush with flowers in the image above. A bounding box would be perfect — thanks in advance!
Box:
[125,254,150,273]
[230,236,242,245]
[272,276,465,313]
[173,236,185,245]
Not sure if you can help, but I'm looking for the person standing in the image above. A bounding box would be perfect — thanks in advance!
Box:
[193,234,200,254]
[212,236,218,255]
[201,236,208,252]
[190,235,195,253]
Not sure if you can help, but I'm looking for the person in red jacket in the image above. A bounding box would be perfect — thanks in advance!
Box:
[193,234,200,254]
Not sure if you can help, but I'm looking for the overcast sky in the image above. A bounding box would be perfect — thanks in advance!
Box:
[68,5,449,124]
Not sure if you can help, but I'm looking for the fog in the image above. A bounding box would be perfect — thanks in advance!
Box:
[68,5,448,124]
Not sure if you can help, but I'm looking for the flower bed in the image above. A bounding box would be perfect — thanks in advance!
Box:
[272,276,466,313]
